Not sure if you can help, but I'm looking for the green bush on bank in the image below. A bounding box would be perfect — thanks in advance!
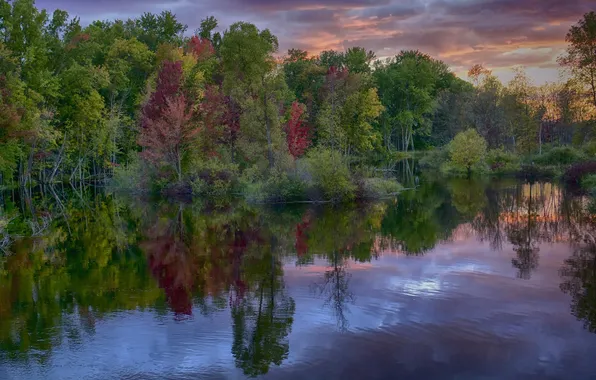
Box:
[532,146,586,166]
[581,174,596,194]
[303,147,356,201]
[358,177,403,199]
[111,155,147,192]
[242,168,306,203]
[419,148,449,170]
[189,159,238,199]
[486,148,521,174]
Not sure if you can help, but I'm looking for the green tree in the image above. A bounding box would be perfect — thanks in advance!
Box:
[559,11,596,109]
[447,129,487,176]
[220,22,286,170]
[374,50,453,153]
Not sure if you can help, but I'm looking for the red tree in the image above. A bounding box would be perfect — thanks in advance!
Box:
[285,101,311,159]
[187,36,215,61]
[138,95,198,181]
[141,61,183,129]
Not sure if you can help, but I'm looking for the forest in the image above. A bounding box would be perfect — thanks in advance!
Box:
[1,1,596,202]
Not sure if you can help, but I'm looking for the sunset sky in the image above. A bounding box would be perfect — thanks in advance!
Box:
[37,0,594,84]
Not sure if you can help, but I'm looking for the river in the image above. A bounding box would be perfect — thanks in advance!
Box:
[1,178,596,379]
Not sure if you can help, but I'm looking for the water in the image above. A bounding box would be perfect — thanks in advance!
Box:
[1,178,596,379]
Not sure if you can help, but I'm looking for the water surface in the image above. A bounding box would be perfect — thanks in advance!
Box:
[1,178,596,379]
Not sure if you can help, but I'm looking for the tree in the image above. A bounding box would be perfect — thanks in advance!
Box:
[285,101,310,159]
[220,22,285,170]
[344,47,375,74]
[470,73,507,148]
[374,50,451,153]
[503,68,538,153]
[138,95,197,181]
[448,129,487,176]
[559,11,596,109]
[141,61,183,128]
[187,35,215,61]
[134,11,187,51]
[340,87,383,156]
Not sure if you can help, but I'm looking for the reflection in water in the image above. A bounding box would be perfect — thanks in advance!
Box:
[560,243,596,332]
[0,179,595,378]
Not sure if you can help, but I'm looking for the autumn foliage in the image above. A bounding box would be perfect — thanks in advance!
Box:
[187,36,215,61]
[285,101,311,159]
[141,61,184,128]
[139,94,197,180]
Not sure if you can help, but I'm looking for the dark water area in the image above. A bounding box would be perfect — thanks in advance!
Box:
[1,178,596,379]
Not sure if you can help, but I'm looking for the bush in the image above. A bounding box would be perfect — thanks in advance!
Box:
[533,146,586,166]
[583,141,596,158]
[110,155,146,191]
[563,161,596,186]
[190,159,238,198]
[242,169,306,203]
[581,174,596,194]
[303,147,356,201]
[589,198,596,215]
[419,148,449,170]
[358,178,402,199]
[486,148,520,174]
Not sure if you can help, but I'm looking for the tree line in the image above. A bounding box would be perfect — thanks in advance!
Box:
[1,1,595,197]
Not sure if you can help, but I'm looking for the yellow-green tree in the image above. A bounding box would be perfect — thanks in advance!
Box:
[447,129,487,176]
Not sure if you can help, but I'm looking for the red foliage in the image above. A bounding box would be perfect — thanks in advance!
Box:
[327,65,349,78]
[285,101,311,159]
[187,36,215,61]
[199,85,227,154]
[222,96,241,149]
[195,85,243,157]
[138,95,197,175]
[141,61,183,129]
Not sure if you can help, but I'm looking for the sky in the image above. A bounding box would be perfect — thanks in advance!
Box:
[36,0,595,84]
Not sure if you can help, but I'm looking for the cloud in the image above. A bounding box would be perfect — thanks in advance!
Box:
[35,0,594,83]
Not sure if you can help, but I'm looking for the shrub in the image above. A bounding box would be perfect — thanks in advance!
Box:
[583,141,596,159]
[263,170,306,202]
[563,161,596,186]
[419,148,449,170]
[534,146,586,166]
[241,168,306,203]
[486,148,520,174]
[581,174,596,194]
[304,147,355,201]
[589,198,596,215]
[358,178,402,199]
[189,159,238,198]
[111,155,146,191]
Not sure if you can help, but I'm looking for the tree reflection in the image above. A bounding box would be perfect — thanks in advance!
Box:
[142,205,196,317]
[506,184,541,279]
[1,177,596,370]
[560,242,596,332]
[449,178,487,220]
[231,237,295,377]
[313,250,355,331]
[380,181,460,255]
